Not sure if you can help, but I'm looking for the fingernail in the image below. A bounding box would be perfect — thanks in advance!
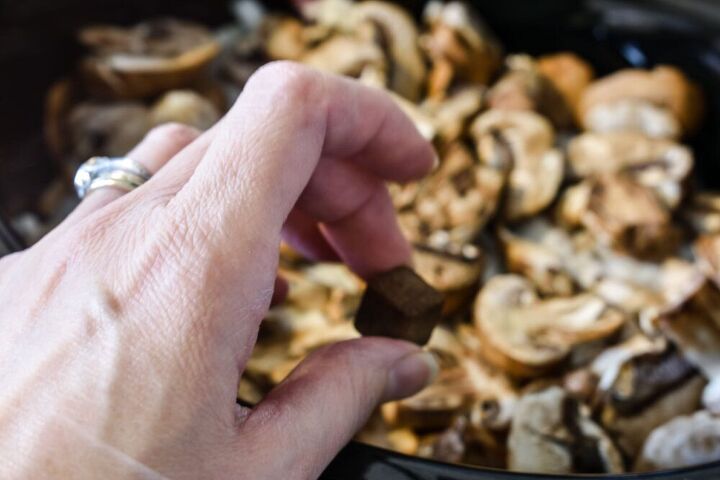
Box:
[384,350,439,401]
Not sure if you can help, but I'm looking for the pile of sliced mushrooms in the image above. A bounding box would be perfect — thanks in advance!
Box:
[29,0,720,474]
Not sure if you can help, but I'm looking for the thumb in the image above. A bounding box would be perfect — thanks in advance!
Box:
[237,338,438,479]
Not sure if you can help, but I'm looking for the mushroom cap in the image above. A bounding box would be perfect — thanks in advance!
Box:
[636,410,720,471]
[471,109,563,221]
[579,66,704,137]
[474,275,624,377]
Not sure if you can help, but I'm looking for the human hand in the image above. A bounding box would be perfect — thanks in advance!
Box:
[0,62,437,479]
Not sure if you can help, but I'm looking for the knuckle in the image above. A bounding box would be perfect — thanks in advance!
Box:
[146,122,200,147]
[245,61,325,111]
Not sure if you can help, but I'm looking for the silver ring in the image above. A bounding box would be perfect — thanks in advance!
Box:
[74,156,152,199]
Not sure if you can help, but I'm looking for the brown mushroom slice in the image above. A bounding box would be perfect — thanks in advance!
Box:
[301,35,386,78]
[462,356,518,430]
[601,374,705,458]
[79,19,221,99]
[149,90,221,130]
[261,16,308,61]
[411,141,506,239]
[425,86,485,145]
[413,245,483,315]
[654,276,720,414]
[536,52,595,121]
[557,174,678,258]
[340,1,425,101]
[421,1,502,99]
[684,192,720,235]
[474,275,624,378]
[694,233,720,288]
[508,386,624,474]
[636,410,720,471]
[487,54,575,129]
[578,66,704,138]
[499,227,575,297]
[67,101,151,164]
[471,109,563,221]
[567,132,692,208]
[381,366,473,430]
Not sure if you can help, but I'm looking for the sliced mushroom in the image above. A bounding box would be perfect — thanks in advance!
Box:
[557,173,679,258]
[67,101,151,163]
[424,85,485,145]
[579,66,704,138]
[471,109,563,221]
[636,410,720,471]
[474,275,624,377]
[343,1,426,101]
[694,233,720,288]
[684,192,720,235]
[487,54,575,129]
[499,227,576,297]
[261,16,308,61]
[79,19,221,99]
[149,89,221,130]
[536,52,595,123]
[508,386,624,474]
[421,1,502,99]
[409,141,506,242]
[301,34,386,77]
[381,366,473,430]
[654,275,720,414]
[567,132,692,208]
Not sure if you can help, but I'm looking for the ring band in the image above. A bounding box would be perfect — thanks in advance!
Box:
[74,156,152,199]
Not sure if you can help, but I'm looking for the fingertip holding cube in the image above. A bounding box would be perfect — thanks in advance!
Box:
[354,266,444,345]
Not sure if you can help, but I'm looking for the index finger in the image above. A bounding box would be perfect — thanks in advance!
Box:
[169,62,434,277]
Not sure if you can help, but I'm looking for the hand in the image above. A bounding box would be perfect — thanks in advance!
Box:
[0,62,437,479]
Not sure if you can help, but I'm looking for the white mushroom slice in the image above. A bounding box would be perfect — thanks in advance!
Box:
[462,356,518,430]
[579,65,704,138]
[421,1,502,98]
[636,410,720,471]
[474,275,624,377]
[582,99,681,140]
[508,386,624,474]
[471,110,563,221]
[567,132,692,208]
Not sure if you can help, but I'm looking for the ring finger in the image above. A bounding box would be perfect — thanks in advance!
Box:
[66,122,200,224]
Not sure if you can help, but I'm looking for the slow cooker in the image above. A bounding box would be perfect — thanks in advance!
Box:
[2,0,720,478]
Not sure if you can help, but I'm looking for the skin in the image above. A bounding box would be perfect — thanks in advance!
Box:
[0,62,438,479]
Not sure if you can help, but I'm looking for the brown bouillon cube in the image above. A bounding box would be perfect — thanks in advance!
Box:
[354,266,444,345]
